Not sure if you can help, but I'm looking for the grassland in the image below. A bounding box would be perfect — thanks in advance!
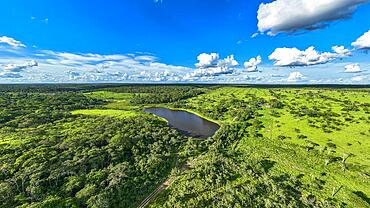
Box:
[156,87,369,207]
[71,91,144,117]
[72,109,139,118]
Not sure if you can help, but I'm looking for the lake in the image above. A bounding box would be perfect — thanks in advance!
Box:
[144,108,220,138]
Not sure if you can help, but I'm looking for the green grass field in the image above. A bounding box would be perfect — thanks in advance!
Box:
[72,109,140,118]
[173,87,370,207]
[76,91,144,115]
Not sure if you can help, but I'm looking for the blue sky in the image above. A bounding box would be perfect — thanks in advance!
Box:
[0,0,370,83]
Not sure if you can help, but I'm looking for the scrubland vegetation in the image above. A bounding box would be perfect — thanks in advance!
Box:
[0,85,369,208]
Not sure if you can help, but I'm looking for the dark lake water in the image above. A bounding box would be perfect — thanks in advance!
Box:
[144,108,220,138]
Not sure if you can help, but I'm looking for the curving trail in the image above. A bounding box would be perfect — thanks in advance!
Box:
[137,180,170,208]
[137,160,191,208]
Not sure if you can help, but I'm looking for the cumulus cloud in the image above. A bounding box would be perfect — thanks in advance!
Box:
[344,63,361,73]
[1,35,368,84]
[269,46,351,67]
[185,54,239,80]
[34,51,190,78]
[352,30,370,50]
[217,55,239,68]
[2,60,38,72]
[64,69,130,82]
[183,67,233,80]
[195,53,238,69]
[195,53,220,68]
[331,46,352,57]
[0,36,26,47]
[257,0,369,35]
[132,70,180,82]
[287,71,305,82]
[244,55,262,72]
[26,50,194,82]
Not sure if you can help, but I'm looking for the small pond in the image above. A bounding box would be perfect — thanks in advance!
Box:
[144,108,220,138]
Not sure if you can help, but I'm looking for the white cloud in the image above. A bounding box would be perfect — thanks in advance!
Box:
[2,60,38,72]
[332,46,352,57]
[0,36,368,84]
[185,54,239,80]
[131,70,180,82]
[95,62,113,73]
[30,50,193,82]
[352,75,365,82]
[148,62,190,72]
[217,55,238,68]
[195,53,220,68]
[251,33,259,38]
[30,16,49,24]
[0,36,26,47]
[244,55,262,72]
[195,53,238,69]
[41,51,130,66]
[183,67,234,80]
[67,70,81,80]
[257,0,369,35]
[0,72,22,78]
[344,63,361,73]
[287,71,305,82]
[269,46,351,67]
[134,55,157,62]
[65,71,131,82]
[352,30,370,50]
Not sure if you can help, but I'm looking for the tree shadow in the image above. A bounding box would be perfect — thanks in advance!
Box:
[353,191,370,205]
[260,159,276,173]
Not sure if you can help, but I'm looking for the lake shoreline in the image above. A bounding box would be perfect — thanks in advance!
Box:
[143,105,222,126]
[144,107,220,138]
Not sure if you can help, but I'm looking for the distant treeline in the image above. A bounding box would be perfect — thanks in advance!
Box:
[1,83,368,93]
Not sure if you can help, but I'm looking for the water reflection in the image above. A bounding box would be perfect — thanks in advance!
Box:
[144,108,220,138]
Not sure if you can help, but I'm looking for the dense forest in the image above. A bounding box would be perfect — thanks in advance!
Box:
[0,89,187,207]
[107,85,206,104]
[0,85,369,208]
